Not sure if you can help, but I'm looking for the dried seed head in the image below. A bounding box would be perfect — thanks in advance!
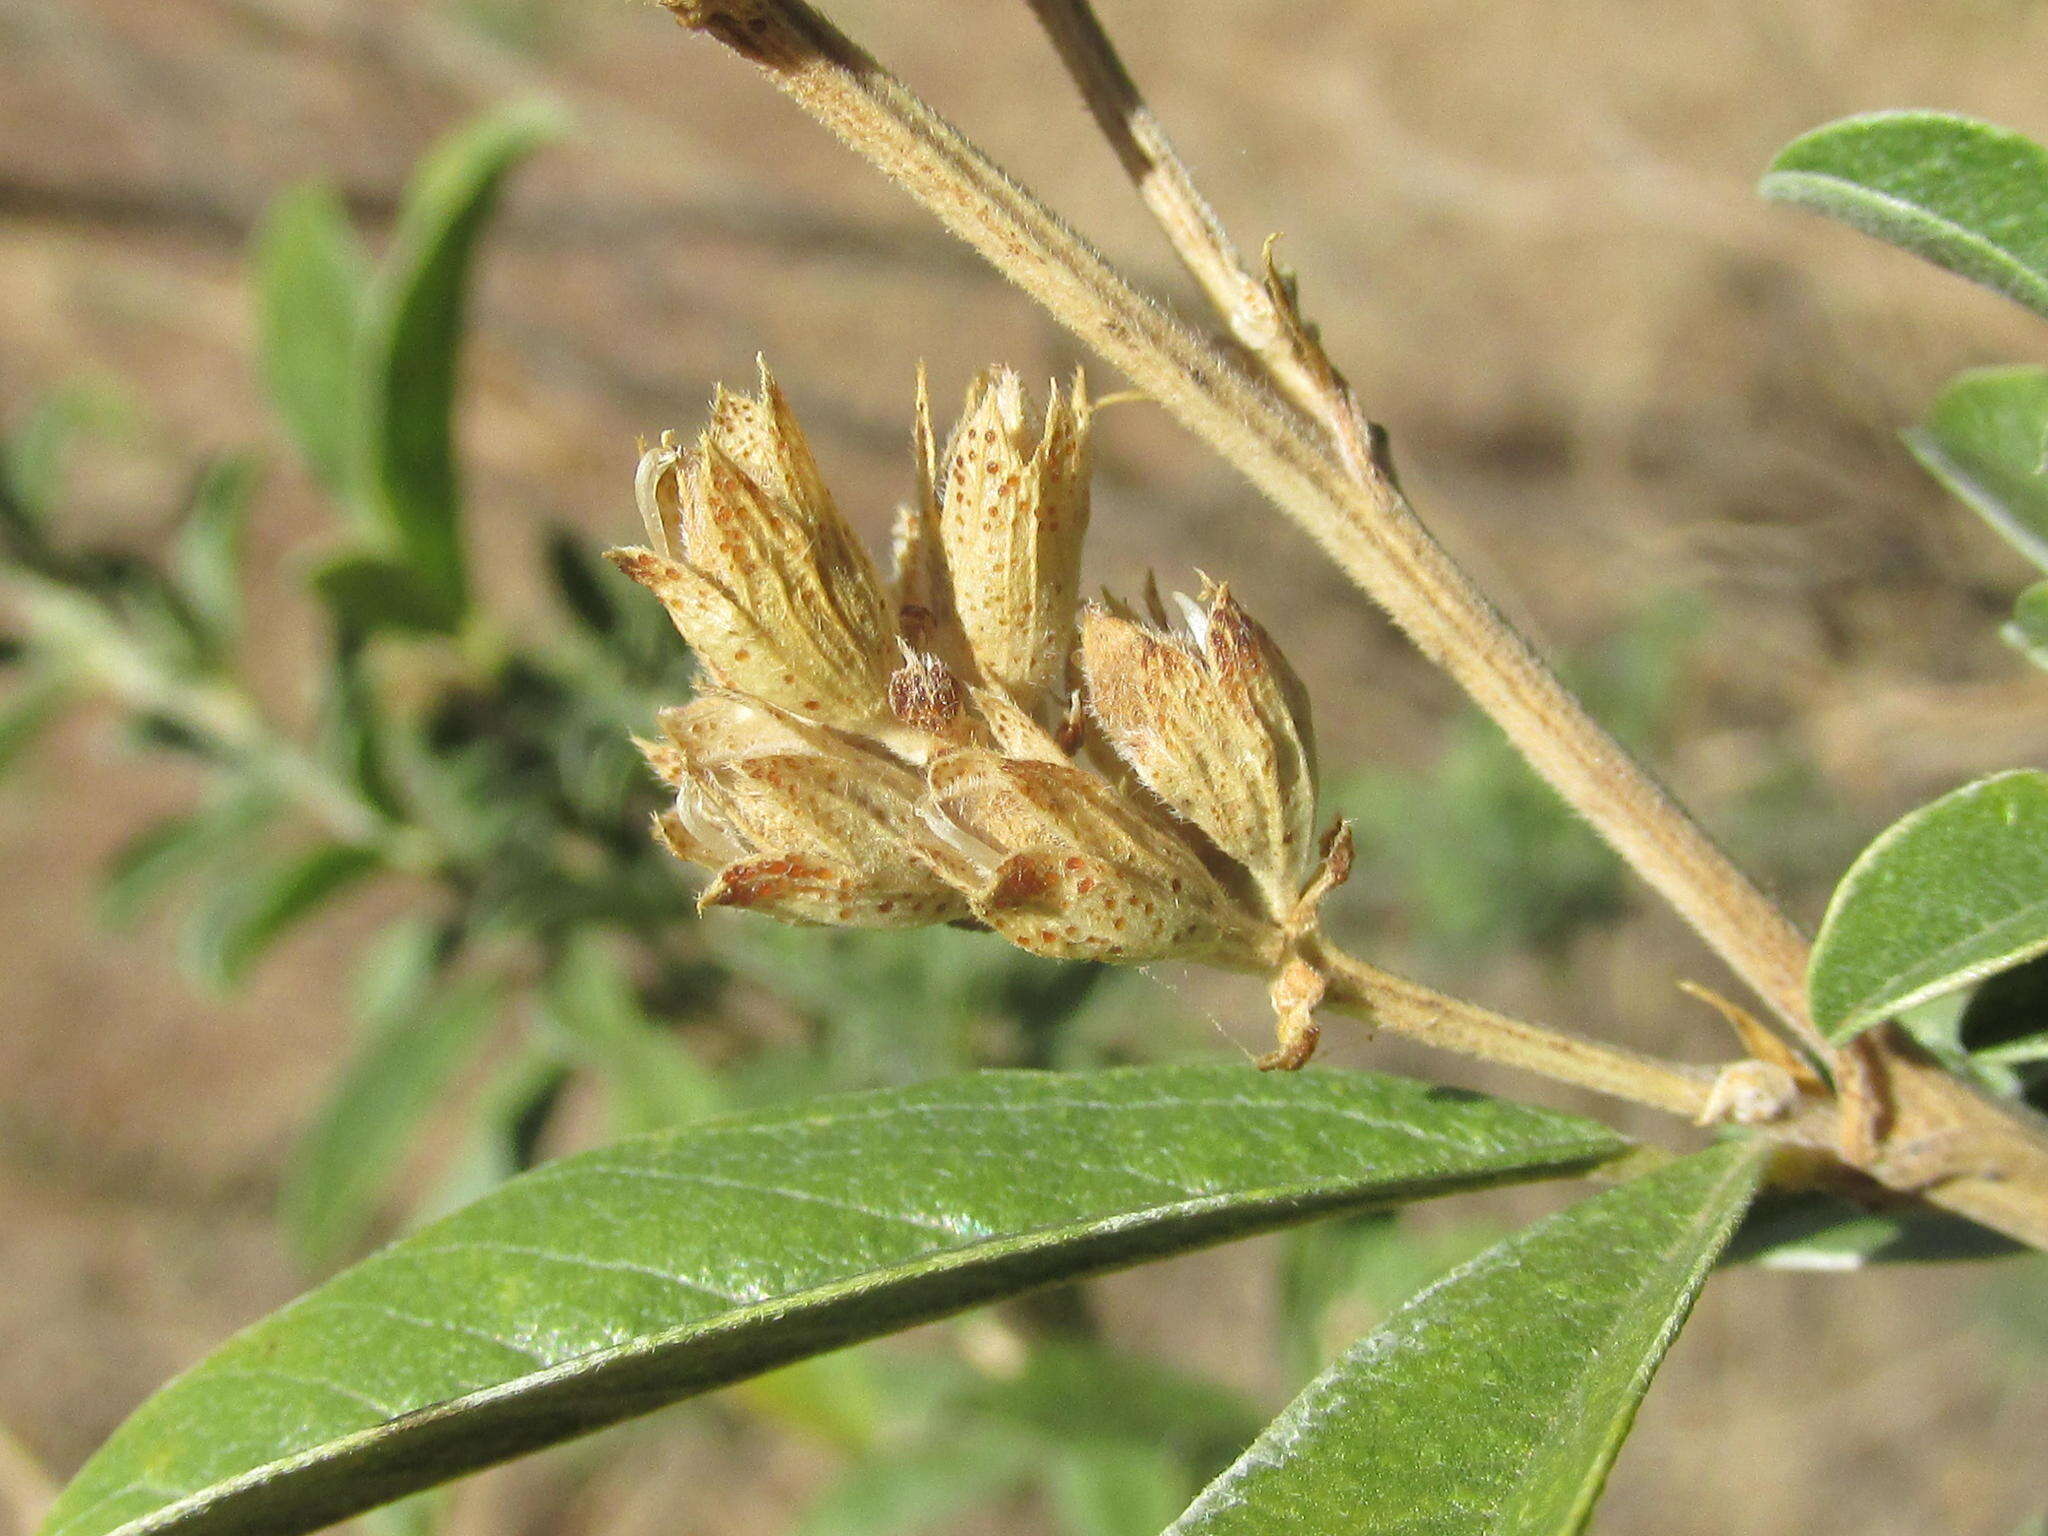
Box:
[652,691,968,928]
[623,360,1342,1066]
[1081,579,1318,921]
[895,368,1092,716]
[613,362,895,729]
[918,749,1275,967]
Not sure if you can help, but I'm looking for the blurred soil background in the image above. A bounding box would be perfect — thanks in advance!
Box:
[2,0,2046,1532]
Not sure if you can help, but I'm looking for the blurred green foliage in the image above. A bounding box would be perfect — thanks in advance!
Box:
[0,106,1508,1536]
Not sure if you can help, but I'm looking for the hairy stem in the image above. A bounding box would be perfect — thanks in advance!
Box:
[8,573,412,858]
[657,0,2048,1251]
[1307,937,1715,1119]
[1022,0,1382,480]
[1021,0,1317,412]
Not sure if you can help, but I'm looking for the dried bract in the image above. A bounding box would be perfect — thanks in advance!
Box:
[919,750,1273,967]
[1081,579,1317,920]
[614,362,896,729]
[896,368,1092,716]
[647,691,967,928]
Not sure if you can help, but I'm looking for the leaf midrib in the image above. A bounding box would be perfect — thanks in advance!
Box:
[1760,168,2048,314]
[1832,891,2048,1029]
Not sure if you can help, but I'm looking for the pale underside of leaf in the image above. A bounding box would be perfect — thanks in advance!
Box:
[1903,366,2048,574]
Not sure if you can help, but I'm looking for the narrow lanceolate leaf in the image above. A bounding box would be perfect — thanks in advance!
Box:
[282,974,503,1271]
[1761,112,2048,320]
[1809,770,2048,1040]
[97,793,279,932]
[255,185,368,496]
[42,1067,1627,1536]
[173,455,261,649]
[353,103,564,620]
[1168,1141,1765,1536]
[1904,366,2048,573]
[184,842,384,991]
[0,674,71,777]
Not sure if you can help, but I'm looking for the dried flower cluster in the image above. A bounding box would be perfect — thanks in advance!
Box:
[612,362,1350,1066]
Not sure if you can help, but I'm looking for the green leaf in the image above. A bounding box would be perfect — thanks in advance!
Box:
[541,936,723,1134]
[309,552,466,638]
[793,1432,1032,1536]
[182,842,384,990]
[98,792,279,932]
[43,1066,1627,1536]
[283,973,504,1270]
[352,103,565,617]
[1761,112,2048,320]
[1049,1442,1189,1536]
[0,674,72,777]
[1167,1142,1764,1536]
[1809,770,2048,1040]
[1904,366,2048,574]
[173,455,261,648]
[2005,580,2048,669]
[254,185,368,496]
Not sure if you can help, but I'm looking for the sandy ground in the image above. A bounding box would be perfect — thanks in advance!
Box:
[2,0,2046,1532]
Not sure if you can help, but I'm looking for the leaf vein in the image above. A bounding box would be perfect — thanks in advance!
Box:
[393,1240,747,1304]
